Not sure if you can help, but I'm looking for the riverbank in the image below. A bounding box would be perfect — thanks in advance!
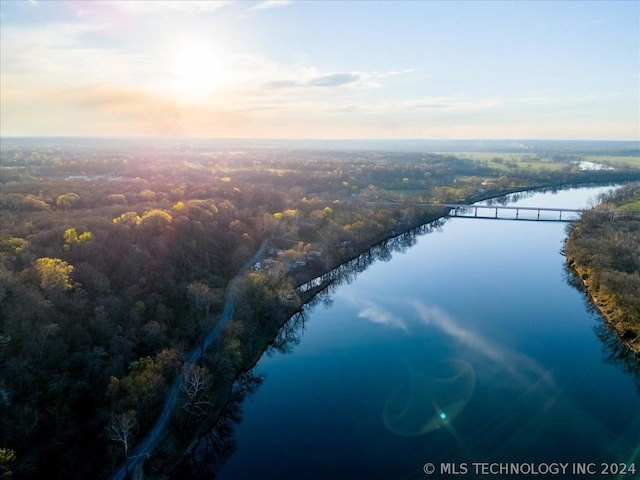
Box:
[156,208,448,478]
[161,181,639,477]
[212,183,640,480]
[564,183,640,356]
[567,261,639,355]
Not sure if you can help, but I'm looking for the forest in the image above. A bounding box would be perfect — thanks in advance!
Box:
[565,182,640,355]
[1,138,639,479]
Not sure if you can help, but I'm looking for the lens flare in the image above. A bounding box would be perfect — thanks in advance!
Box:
[383,359,475,436]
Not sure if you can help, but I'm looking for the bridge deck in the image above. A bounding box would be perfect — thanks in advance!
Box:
[438,203,584,213]
[367,202,639,221]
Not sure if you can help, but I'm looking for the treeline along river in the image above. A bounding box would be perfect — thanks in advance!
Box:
[213,185,640,479]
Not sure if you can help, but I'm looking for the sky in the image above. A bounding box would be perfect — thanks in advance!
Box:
[0,0,638,140]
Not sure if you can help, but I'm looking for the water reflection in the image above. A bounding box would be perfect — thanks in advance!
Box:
[179,224,442,476]
[564,265,640,393]
[383,359,475,436]
[595,322,640,394]
[414,302,553,388]
[575,161,614,171]
[188,186,639,477]
[266,310,306,356]
[409,301,638,466]
[168,370,264,479]
[485,182,618,207]
[352,297,408,332]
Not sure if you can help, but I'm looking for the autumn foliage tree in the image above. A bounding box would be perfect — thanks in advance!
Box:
[34,257,74,290]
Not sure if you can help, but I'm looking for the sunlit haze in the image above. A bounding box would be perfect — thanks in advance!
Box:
[1,0,638,139]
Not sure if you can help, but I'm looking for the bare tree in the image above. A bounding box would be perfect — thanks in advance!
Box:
[181,364,214,417]
[186,281,216,317]
[107,410,137,477]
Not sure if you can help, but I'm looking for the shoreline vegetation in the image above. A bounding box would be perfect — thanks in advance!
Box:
[565,182,640,355]
[161,182,640,479]
[158,209,449,479]
[1,139,639,479]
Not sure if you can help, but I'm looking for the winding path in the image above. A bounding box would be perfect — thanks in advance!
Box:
[110,242,267,480]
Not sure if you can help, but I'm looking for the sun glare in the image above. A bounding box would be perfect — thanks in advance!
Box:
[169,44,230,101]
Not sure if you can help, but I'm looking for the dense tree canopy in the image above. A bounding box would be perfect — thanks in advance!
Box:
[1,139,638,479]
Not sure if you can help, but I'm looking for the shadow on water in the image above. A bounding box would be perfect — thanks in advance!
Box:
[171,219,447,477]
[594,323,640,394]
[563,265,640,394]
[167,370,264,480]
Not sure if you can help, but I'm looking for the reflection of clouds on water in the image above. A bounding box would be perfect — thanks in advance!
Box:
[342,294,409,332]
[414,303,503,361]
[413,302,554,390]
[407,302,639,462]
[383,359,475,436]
[341,295,636,457]
[381,301,563,439]
[357,303,408,332]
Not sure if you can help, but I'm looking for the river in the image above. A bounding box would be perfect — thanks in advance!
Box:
[215,185,640,479]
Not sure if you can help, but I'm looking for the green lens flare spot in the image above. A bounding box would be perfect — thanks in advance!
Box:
[383,359,476,436]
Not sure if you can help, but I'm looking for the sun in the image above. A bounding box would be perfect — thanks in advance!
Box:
[169,44,230,101]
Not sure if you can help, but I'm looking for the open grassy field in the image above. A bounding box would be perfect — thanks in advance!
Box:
[454,151,640,172]
[453,152,567,171]
[617,193,640,211]
[583,155,640,169]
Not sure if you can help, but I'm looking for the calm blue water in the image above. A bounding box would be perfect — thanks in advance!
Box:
[218,186,640,479]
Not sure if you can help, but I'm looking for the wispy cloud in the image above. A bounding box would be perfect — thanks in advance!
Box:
[400,96,501,113]
[338,96,503,122]
[2,0,634,139]
[264,80,300,89]
[262,68,411,91]
[375,68,416,78]
[263,72,363,89]
[103,1,230,15]
[247,1,294,12]
[0,22,163,92]
[587,13,627,25]
[308,73,361,87]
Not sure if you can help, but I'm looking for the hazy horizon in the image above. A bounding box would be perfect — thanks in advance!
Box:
[3,136,637,157]
[1,1,638,140]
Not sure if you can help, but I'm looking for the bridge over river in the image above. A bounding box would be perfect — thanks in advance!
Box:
[368,202,639,222]
[436,203,640,221]
[438,203,582,221]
